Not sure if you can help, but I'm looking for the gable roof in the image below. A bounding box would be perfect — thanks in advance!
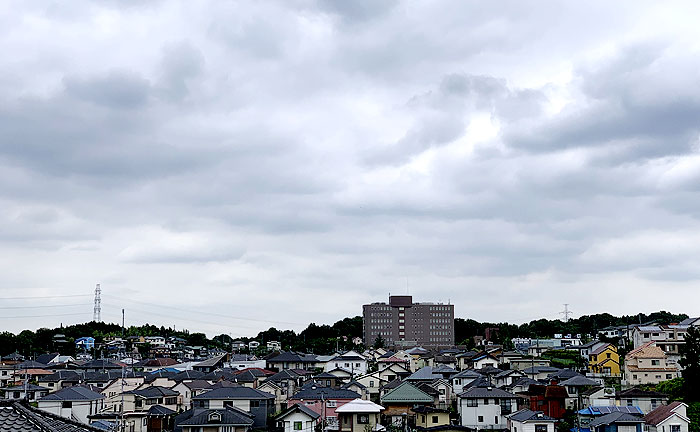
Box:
[644,402,688,426]
[126,386,178,398]
[0,400,105,431]
[39,386,105,401]
[147,405,176,416]
[194,354,227,368]
[458,386,517,399]
[508,409,556,422]
[559,376,599,387]
[290,384,360,400]
[381,382,434,403]
[618,388,667,398]
[335,398,384,413]
[589,412,644,427]
[193,386,274,400]
[268,351,318,363]
[178,407,254,426]
[406,367,442,381]
[626,342,666,359]
[276,403,321,420]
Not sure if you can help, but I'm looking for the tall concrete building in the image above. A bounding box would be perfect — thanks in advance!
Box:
[363,295,455,348]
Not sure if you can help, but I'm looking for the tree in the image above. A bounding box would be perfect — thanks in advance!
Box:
[680,326,700,401]
[373,335,385,349]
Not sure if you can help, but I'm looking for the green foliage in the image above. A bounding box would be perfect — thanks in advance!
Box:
[681,326,700,401]
[373,334,385,349]
[655,378,684,401]
[541,349,587,369]
[688,402,700,432]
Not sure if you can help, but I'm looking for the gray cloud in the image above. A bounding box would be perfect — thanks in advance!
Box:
[1,1,700,335]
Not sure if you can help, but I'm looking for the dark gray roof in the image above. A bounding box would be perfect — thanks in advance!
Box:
[17,361,48,369]
[39,386,104,401]
[194,386,274,400]
[126,386,179,398]
[459,387,517,399]
[559,376,599,387]
[182,380,212,390]
[406,367,442,381]
[171,370,205,382]
[147,405,176,416]
[290,384,360,401]
[38,371,81,383]
[265,369,301,382]
[194,354,227,368]
[0,400,105,431]
[509,409,556,422]
[589,412,645,427]
[78,359,122,370]
[453,369,482,379]
[178,407,254,426]
[1,383,47,392]
[276,403,321,421]
[268,351,318,363]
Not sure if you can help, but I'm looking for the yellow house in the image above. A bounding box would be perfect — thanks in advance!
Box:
[588,343,620,377]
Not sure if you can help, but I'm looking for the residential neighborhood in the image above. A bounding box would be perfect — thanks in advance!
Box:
[1,306,699,432]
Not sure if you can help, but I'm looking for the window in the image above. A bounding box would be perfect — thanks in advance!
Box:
[627,400,634,407]
[294,421,303,430]
[652,360,660,366]
[250,400,260,408]
[369,381,374,387]
[358,415,369,424]
[432,416,439,424]
[671,425,681,432]
[327,400,337,408]
[223,401,233,408]
[633,375,638,379]
[478,416,484,423]
[12,392,20,399]
[667,374,673,379]
[61,401,72,409]
[495,416,499,424]
[484,398,490,405]
[467,399,478,407]
[535,425,548,432]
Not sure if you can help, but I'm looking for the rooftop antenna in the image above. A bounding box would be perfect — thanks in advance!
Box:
[560,304,572,323]
[93,283,102,323]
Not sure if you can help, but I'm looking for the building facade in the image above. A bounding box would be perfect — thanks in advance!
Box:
[363,296,454,348]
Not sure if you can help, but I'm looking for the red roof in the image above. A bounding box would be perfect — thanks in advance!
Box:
[644,402,685,426]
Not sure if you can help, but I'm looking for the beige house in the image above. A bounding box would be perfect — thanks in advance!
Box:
[624,342,680,386]
[335,398,384,432]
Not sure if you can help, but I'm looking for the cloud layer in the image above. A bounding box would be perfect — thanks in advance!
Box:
[1,1,700,336]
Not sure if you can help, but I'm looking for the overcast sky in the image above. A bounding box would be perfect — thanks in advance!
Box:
[2,1,700,337]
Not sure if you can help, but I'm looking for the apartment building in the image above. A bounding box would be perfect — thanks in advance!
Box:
[363,296,454,348]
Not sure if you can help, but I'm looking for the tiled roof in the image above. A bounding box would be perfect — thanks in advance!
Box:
[627,343,666,359]
[268,351,317,363]
[559,376,599,387]
[194,386,274,400]
[589,412,644,427]
[406,367,442,381]
[508,409,555,422]
[126,386,178,398]
[618,388,667,398]
[177,407,254,426]
[644,401,686,426]
[458,386,517,399]
[147,405,176,416]
[171,370,205,382]
[0,400,104,431]
[194,354,227,368]
[39,386,104,401]
[276,403,321,420]
[381,382,434,403]
[290,384,359,401]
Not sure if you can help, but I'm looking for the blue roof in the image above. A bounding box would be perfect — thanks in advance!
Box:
[578,406,644,416]
[150,367,180,374]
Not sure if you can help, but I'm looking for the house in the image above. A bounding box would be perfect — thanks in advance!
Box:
[380,382,435,426]
[631,326,688,363]
[267,341,282,351]
[0,383,50,401]
[341,381,369,401]
[522,366,561,381]
[644,401,689,432]
[262,369,305,410]
[38,370,82,390]
[176,406,255,432]
[520,385,568,419]
[510,358,552,372]
[171,379,212,409]
[335,398,384,432]
[287,383,361,430]
[225,354,267,370]
[451,369,482,395]
[76,337,96,352]
[558,376,600,410]
[412,405,451,428]
[310,372,344,389]
[325,351,368,376]
[140,358,179,373]
[494,369,526,388]
[616,388,668,414]
[624,343,679,386]
[589,344,621,377]
[355,370,388,398]
[122,386,180,413]
[38,385,105,424]
[588,411,644,432]
[507,409,557,432]
[457,386,518,429]
[193,354,228,373]
[275,403,321,432]
[0,399,105,432]
[248,341,260,351]
[268,352,319,372]
[406,366,443,382]
[192,385,276,428]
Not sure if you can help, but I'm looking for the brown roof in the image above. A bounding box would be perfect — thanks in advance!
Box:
[644,402,685,426]
[627,343,666,359]
[591,344,615,356]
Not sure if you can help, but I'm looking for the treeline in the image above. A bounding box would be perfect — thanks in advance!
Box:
[0,310,689,358]
[0,317,364,358]
[454,310,689,348]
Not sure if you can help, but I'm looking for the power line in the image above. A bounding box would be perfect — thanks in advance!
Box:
[0,312,90,319]
[101,294,303,326]
[0,304,92,309]
[0,294,92,300]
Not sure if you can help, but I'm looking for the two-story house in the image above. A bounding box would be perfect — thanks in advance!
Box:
[192,385,276,428]
[644,402,689,432]
[37,385,105,424]
[624,343,679,386]
[589,343,621,377]
[507,409,557,432]
[335,398,384,432]
[457,386,518,429]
